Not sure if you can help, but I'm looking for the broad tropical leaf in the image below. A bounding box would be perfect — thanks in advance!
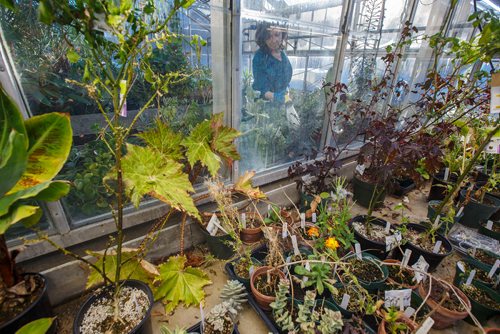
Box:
[0,85,26,152]
[136,120,183,160]
[0,130,28,198]
[154,255,211,313]
[15,317,54,334]
[120,144,200,219]
[86,250,158,289]
[10,113,72,194]
[0,181,70,217]
[234,171,266,200]
[211,114,240,163]
[0,204,41,234]
[182,119,221,177]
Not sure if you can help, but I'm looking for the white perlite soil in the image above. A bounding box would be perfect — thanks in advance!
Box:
[80,286,149,334]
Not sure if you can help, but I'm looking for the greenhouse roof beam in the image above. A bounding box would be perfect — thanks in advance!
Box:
[272,0,344,16]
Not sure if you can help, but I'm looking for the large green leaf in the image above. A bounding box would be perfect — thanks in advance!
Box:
[182,119,221,177]
[0,85,26,154]
[0,204,41,234]
[0,181,70,217]
[15,318,54,334]
[10,113,72,194]
[210,113,241,163]
[154,255,211,313]
[0,130,28,198]
[86,250,158,289]
[121,144,200,219]
[136,120,183,160]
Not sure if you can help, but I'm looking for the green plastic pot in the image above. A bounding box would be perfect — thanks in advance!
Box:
[478,219,500,241]
[352,175,386,209]
[453,258,497,290]
[459,189,500,228]
[342,252,389,292]
[462,281,500,324]
[464,249,500,270]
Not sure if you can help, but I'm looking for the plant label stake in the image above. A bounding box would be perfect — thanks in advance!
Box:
[300,213,306,229]
[355,243,362,260]
[119,80,127,117]
[340,294,350,309]
[200,303,205,333]
[401,249,412,267]
[385,232,402,252]
[465,269,476,286]
[411,256,429,283]
[291,235,300,256]
[207,214,219,236]
[305,261,311,271]
[356,164,365,175]
[432,240,442,254]
[404,306,416,318]
[312,213,317,223]
[249,266,255,276]
[384,289,411,310]
[434,215,440,226]
[415,317,434,334]
[443,167,449,181]
[282,222,288,239]
[285,256,291,264]
[385,221,391,234]
[241,213,246,229]
[457,261,465,272]
[456,206,464,217]
[488,259,500,278]
[486,220,494,230]
[471,247,476,257]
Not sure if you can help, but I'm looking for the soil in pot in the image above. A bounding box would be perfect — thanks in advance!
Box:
[458,189,500,228]
[250,267,286,310]
[461,284,500,310]
[385,261,417,289]
[454,261,498,288]
[351,215,390,258]
[346,258,384,283]
[405,230,447,255]
[330,286,364,317]
[76,284,152,334]
[479,219,500,241]
[240,212,264,244]
[460,282,500,324]
[203,318,234,334]
[0,273,55,333]
[470,249,500,267]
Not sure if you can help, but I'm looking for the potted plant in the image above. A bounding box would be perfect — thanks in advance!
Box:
[453,259,498,290]
[0,86,72,333]
[382,260,418,290]
[377,307,417,334]
[458,174,500,228]
[337,252,388,292]
[459,281,500,325]
[350,215,392,259]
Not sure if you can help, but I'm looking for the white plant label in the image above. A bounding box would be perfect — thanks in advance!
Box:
[457,261,465,272]
[286,256,291,264]
[356,164,366,175]
[416,317,435,334]
[471,247,477,257]
[411,256,429,283]
[291,235,300,256]
[312,213,317,223]
[200,304,205,332]
[119,80,127,117]
[241,213,246,228]
[443,168,450,181]
[404,306,416,318]
[386,231,402,252]
[282,222,288,239]
[249,266,255,276]
[488,259,500,278]
[300,213,306,229]
[384,289,412,310]
[385,221,391,234]
[355,243,362,260]
[305,261,311,271]
[434,215,440,226]
[487,220,494,230]
[268,204,272,212]
[207,213,219,236]
[432,240,442,254]
[402,249,412,267]
[456,206,464,217]
[340,294,350,309]
[465,269,476,286]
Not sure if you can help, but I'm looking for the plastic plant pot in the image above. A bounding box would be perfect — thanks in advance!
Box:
[352,175,386,209]
[453,259,497,290]
[478,219,500,241]
[458,189,500,228]
[341,252,389,292]
[427,170,458,201]
[199,226,235,260]
[461,281,500,325]
[350,215,390,259]
[391,178,416,198]
[73,280,153,334]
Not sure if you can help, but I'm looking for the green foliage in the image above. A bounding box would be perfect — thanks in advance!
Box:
[15,317,54,334]
[294,260,336,295]
[154,255,212,313]
[270,280,295,332]
[219,280,247,311]
[159,327,188,334]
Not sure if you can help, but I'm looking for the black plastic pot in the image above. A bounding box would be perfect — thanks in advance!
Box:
[426,200,463,235]
[73,280,153,334]
[458,189,500,228]
[478,219,500,241]
[427,171,458,201]
[0,273,56,334]
[350,215,390,259]
[352,175,386,209]
[228,257,262,290]
[397,223,453,271]
[199,226,235,260]
[186,321,240,333]
[391,178,416,197]
[462,281,500,325]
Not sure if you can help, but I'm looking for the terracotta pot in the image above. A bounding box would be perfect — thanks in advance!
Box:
[378,315,417,334]
[417,282,471,329]
[240,226,263,243]
[383,259,418,290]
[485,328,500,334]
[250,266,286,310]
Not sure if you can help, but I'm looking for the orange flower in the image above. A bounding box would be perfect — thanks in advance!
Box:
[307,226,320,238]
[325,237,340,250]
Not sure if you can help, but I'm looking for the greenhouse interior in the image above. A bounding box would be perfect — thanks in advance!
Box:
[0,0,500,333]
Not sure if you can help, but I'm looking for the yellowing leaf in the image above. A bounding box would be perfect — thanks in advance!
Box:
[234,171,266,200]
[15,317,54,334]
[182,120,221,177]
[120,144,200,220]
[211,114,241,164]
[136,120,183,160]
[154,255,211,313]
[0,204,41,234]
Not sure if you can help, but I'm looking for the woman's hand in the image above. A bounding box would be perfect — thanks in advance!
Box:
[264,91,274,101]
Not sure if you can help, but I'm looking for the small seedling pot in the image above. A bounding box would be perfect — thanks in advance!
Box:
[352,175,386,209]
[461,281,500,325]
[250,266,286,311]
[239,212,264,244]
[478,219,500,241]
[199,226,235,260]
[426,200,463,235]
[453,258,497,290]
[458,189,500,228]
[382,259,418,290]
[378,315,417,334]
[230,257,262,290]
[350,215,390,259]
[427,170,458,201]
[73,280,153,334]
[341,252,388,292]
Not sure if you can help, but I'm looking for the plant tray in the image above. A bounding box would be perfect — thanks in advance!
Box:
[186,321,240,334]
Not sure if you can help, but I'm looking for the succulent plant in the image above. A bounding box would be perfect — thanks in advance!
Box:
[159,326,189,334]
[220,280,247,312]
[270,280,294,331]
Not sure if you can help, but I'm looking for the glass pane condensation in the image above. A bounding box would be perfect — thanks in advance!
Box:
[0,1,216,226]
[239,1,342,173]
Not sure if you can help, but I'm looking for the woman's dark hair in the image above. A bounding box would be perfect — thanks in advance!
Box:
[255,21,287,52]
